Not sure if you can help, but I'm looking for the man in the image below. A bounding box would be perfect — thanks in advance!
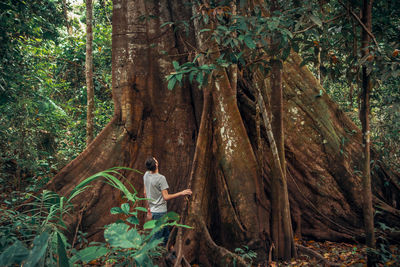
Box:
[143,156,192,245]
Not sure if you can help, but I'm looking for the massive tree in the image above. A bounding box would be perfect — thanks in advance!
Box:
[48,0,400,265]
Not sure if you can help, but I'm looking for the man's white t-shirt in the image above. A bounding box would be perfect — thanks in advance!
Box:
[143,171,169,213]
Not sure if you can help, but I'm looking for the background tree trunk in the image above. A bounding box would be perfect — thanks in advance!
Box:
[62,0,72,35]
[47,0,400,265]
[269,58,296,260]
[360,0,376,265]
[85,0,94,146]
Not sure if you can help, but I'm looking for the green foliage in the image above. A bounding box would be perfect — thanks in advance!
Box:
[102,211,186,267]
[105,223,144,249]
[57,232,70,267]
[234,245,257,267]
[69,245,108,265]
[0,167,191,266]
[0,240,29,266]
[0,231,53,267]
[292,0,400,172]
[166,1,307,89]
[0,187,83,266]
[24,231,51,267]
[166,59,216,89]
[0,0,114,195]
[0,190,69,253]
[71,167,191,266]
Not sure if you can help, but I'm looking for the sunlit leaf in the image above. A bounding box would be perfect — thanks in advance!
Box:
[104,223,142,249]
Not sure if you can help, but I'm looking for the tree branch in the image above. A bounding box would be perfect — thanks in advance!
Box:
[337,0,380,51]
[293,14,345,35]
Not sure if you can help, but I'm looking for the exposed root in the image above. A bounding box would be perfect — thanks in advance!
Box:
[198,220,249,267]
[174,88,213,266]
[296,244,341,267]
[374,196,400,217]
[71,203,88,250]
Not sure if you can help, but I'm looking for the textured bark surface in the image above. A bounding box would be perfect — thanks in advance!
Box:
[47,0,400,265]
[360,1,376,265]
[85,0,94,146]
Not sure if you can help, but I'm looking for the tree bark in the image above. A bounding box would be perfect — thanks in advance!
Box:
[314,46,322,84]
[85,0,94,146]
[47,0,400,265]
[268,58,296,260]
[62,0,72,35]
[268,0,296,259]
[360,0,376,265]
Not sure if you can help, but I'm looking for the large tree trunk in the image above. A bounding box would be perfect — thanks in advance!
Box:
[48,0,400,265]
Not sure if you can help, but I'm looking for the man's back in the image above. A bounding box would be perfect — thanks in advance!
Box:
[143,171,169,213]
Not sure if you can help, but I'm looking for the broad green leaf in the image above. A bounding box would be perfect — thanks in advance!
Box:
[104,223,142,249]
[143,220,157,229]
[24,231,50,267]
[57,232,70,267]
[121,203,130,214]
[216,25,228,32]
[165,211,180,221]
[110,207,123,214]
[0,240,29,266]
[176,73,183,82]
[310,15,322,27]
[196,72,204,86]
[69,246,108,265]
[135,207,148,212]
[134,238,162,266]
[126,216,139,225]
[244,36,256,49]
[167,77,177,90]
[268,19,279,30]
[172,61,179,70]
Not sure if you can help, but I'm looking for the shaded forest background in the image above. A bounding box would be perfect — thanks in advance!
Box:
[0,0,399,266]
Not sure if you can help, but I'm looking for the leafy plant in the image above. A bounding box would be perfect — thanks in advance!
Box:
[0,167,191,266]
[0,187,86,266]
[70,167,191,266]
[234,245,257,267]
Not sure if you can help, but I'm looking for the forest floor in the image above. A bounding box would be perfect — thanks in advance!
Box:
[64,238,400,266]
[269,239,400,267]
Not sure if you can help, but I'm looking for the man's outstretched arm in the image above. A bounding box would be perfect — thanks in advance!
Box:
[162,189,192,201]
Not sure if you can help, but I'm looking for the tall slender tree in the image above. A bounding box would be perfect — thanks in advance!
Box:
[360,0,376,265]
[85,0,94,146]
[267,0,296,260]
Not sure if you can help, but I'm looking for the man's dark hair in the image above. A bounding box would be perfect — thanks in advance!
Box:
[145,157,157,171]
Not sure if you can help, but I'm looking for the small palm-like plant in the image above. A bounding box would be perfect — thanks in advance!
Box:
[0,188,85,266]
